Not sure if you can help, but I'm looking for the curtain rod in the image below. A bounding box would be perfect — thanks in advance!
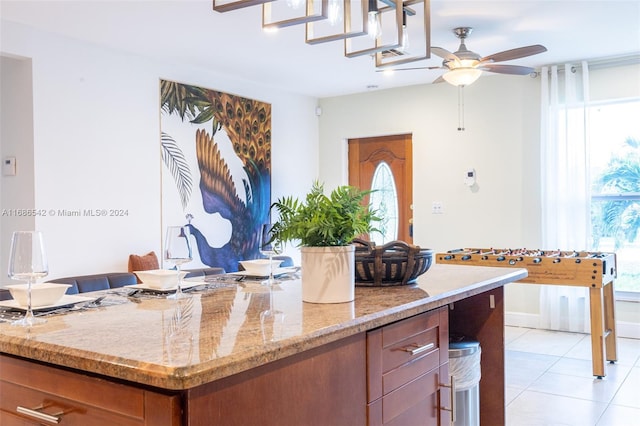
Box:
[586,54,640,70]
[532,54,640,76]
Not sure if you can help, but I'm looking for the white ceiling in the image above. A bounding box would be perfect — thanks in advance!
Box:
[1,0,639,98]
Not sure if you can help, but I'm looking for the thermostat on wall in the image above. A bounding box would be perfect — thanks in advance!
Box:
[464,168,476,186]
[3,156,16,176]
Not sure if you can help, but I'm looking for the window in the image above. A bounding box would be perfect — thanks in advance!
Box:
[589,98,640,295]
[369,161,398,245]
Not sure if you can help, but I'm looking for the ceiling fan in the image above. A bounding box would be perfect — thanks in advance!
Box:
[388,27,548,86]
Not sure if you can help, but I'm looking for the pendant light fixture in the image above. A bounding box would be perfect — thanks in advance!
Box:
[263,0,328,30]
[305,0,369,45]
[400,10,409,52]
[374,0,430,69]
[345,0,403,58]
[367,0,382,39]
[213,0,430,69]
[327,0,343,26]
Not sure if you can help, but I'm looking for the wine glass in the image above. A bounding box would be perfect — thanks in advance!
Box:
[164,226,193,300]
[8,231,49,326]
[260,224,279,286]
[260,285,285,343]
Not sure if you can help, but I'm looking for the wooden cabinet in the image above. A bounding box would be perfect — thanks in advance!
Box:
[366,307,451,425]
[186,333,368,426]
[0,355,181,426]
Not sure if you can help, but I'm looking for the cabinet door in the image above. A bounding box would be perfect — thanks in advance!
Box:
[368,366,442,426]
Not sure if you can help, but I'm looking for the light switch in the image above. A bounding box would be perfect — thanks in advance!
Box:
[3,156,16,176]
[465,168,476,186]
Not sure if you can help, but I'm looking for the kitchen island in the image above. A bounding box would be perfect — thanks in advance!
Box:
[0,264,526,425]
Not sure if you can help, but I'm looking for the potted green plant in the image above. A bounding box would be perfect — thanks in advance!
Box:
[270,181,379,303]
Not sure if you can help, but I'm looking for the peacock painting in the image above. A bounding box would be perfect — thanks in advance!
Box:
[160,80,271,272]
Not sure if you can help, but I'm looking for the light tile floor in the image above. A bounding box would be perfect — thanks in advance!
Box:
[505,326,640,426]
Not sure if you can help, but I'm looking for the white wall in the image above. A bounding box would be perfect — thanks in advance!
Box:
[0,55,36,266]
[318,74,542,252]
[0,20,318,278]
[317,64,640,336]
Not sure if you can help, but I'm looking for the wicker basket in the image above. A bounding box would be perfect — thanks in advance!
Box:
[353,239,434,286]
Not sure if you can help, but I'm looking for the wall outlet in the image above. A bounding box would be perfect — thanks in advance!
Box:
[432,201,444,214]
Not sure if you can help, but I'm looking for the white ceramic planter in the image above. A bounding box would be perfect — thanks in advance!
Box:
[300,245,355,303]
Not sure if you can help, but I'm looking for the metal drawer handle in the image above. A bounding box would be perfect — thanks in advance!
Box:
[17,403,63,424]
[400,342,435,355]
[440,374,456,424]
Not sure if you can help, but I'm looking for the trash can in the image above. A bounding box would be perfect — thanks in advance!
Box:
[449,337,481,426]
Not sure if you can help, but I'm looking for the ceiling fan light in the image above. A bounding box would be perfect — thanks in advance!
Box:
[459,59,479,68]
[442,68,482,86]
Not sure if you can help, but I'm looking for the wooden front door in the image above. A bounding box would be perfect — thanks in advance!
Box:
[348,134,413,244]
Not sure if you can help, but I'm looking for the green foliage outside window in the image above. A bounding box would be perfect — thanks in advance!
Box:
[591,133,640,293]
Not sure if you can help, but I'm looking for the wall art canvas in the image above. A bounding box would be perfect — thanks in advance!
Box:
[160,80,271,272]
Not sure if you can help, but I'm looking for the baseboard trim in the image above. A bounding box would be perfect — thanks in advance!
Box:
[616,321,640,339]
[505,312,539,329]
[505,312,640,339]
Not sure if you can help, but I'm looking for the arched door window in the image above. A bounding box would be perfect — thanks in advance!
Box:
[369,161,398,244]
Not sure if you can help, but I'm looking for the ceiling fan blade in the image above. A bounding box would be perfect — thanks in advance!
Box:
[479,64,536,75]
[432,75,446,84]
[480,44,547,63]
[431,46,459,62]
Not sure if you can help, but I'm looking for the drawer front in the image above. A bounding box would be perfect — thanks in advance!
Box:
[1,392,182,426]
[382,326,440,374]
[1,409,39,426]
[383,347,439,396]
[0,355,181,426]
[381,309,441,348]
[1,381,144,426]
[0,355,144,418]
[368,307,446,401]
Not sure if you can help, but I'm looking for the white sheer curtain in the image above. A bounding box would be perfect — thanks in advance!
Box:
[539,61,592,333]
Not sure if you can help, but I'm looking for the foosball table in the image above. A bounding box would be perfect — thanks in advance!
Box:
[436,248,617,378]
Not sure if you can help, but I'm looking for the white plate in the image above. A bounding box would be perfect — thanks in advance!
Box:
[125,280,205,293]
[230,267,297,279]
[0,295,95,312]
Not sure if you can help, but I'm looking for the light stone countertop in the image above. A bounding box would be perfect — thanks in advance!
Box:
[0,264,527,390]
